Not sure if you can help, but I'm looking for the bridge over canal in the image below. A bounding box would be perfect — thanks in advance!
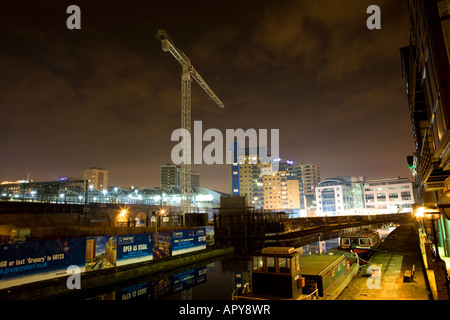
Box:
[214,212,413,240]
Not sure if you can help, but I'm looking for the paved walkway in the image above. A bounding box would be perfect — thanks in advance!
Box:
[337,224,432,300]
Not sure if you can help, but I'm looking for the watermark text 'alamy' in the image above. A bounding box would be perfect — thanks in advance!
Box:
[171,121,280,169]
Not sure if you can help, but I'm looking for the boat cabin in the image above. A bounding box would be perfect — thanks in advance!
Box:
[340,231,381,249]
[250,247,305,299]
[300,253,350,298]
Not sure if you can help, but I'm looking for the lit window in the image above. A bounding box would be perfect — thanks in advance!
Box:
[253,256,264,272]
[267,257,275,272]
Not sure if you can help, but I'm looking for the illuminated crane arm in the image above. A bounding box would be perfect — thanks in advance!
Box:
[156,29,224,109]
[190,68,225,108]
[157,31,191,66]
[156,29,225,215]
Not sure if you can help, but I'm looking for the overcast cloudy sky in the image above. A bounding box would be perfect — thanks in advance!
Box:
[0,0,414,193]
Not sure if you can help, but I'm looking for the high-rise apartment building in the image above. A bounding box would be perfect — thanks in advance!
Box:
[290,164,320,196]
[191,172,200,189]
[160,164,200,191]
[160,164,180,192]
[229,145,301,213]
[262,168,300,211]
[84,167,108,190]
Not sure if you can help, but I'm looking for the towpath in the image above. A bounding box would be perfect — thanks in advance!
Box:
[337,224,432,300]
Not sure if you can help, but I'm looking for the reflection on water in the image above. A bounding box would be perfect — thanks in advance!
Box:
[83,224,396,300]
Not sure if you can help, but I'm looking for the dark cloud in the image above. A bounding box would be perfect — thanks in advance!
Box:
[0,0,414,192]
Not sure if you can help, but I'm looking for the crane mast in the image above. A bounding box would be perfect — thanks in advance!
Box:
[156,29,224,216]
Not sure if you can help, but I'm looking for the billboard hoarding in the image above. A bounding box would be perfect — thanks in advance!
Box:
[116,233,153,266]
[0,238,86,289]
[172,228,206,256]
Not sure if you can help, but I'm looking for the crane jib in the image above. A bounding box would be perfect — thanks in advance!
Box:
[157,29,225,215]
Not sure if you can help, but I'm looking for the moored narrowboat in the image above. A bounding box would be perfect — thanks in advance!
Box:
[232,247,359,300]
[300,252,359,300]
[339,229,382,262]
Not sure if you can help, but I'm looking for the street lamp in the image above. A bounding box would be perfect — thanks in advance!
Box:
[422,203,442,261]
[413,202,425,233]
[152,208,166,232]
[119,209,128,218]
[118,208,128,227]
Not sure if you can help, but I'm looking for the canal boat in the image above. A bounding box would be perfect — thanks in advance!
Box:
[339,229,382,262]
[232,247,359,300]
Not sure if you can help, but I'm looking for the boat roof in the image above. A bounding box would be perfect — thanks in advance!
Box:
[252,247,302,258]
[343,231,378,238]
[300,253,346,276]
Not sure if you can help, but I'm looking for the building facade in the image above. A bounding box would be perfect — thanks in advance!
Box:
[400,0,450,298]
[316,177,361,216]
[401,0,450,248]
[316,176,414,216]
[290,164,320,196]
[229,145,301,214]
[160,164,200,192]
[400,0,450,194]
[84,167,108,191]
[261,167,300,212]
[363,177,415,212]
[160,164,180,192]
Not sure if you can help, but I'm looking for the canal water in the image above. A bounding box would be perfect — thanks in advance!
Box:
[81,224,396,301]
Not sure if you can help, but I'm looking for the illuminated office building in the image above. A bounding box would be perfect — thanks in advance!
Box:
[316,176,413,216]
[363,177,414,211]
[160,164,200,192]
[84,167,108,191]
[229,144,301,213]
[290,164,320,196]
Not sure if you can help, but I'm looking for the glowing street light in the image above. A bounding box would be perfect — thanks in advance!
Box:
[152,208,167,232]
[117,208,129,227]
[413,202,425,218]
[119,209,128,219]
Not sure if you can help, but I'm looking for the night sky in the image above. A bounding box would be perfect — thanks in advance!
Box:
[0,0,414,193]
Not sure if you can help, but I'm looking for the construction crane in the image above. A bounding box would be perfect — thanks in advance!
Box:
[156,29,225,216]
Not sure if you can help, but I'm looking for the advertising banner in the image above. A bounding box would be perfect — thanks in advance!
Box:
[116,233,153,266]
[85,235,117,272]
[172,228,206,256]
[0,238,86,289]
[0,228,206,289]
[152,231,172,260]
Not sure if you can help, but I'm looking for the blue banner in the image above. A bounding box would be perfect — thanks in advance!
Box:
[172,228,206,256]
[0,228,206,289]
[116,233,153,266]
[0,238,86,289]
